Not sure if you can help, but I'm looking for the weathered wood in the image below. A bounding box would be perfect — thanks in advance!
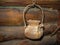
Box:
[57,10,60,45]
[0,7,58,26]
[0,26,25,41]
[0,24,57,42]
[0,0,60,5]
[57,31,60,45]
[0,36,56,45]
[0,1,60,10]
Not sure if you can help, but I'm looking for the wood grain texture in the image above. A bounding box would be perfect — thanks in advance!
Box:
[0,25,57,42]
[0,7,58,26]
[57,10,60,45]
[0,37,56,45]
[0,0,60,10]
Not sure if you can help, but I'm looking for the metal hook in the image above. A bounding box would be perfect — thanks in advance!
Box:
[32,0,36,4]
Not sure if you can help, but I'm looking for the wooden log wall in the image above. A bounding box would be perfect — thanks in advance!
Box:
[0,7,58,42]
[57,10,60,45]
[0,0,60,10]
[0,8,58,26]
[0,0,60,45]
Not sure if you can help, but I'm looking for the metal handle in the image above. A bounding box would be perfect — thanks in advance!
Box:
[23,3,44,27]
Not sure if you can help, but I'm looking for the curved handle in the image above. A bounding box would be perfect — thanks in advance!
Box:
[23,4,44,27]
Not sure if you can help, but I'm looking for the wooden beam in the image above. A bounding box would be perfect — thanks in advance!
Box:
[0,25,57,41]
[0,1,60,9]
[0,8,58,26]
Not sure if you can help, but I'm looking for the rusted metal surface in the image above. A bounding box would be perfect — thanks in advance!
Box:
[23,3,44,39]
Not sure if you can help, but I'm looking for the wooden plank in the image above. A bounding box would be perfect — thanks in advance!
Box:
[57,31,60,45]
[0,0,60,5]
[0,36,56,45]
[0,7,58,26]
[0,1,60,9]
[0,25,57,42]
[57,10,60,45]
[0,26,25,41]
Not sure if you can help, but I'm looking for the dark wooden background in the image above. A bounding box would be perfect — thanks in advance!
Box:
[0,0,60,45]
[0,0,60,10]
